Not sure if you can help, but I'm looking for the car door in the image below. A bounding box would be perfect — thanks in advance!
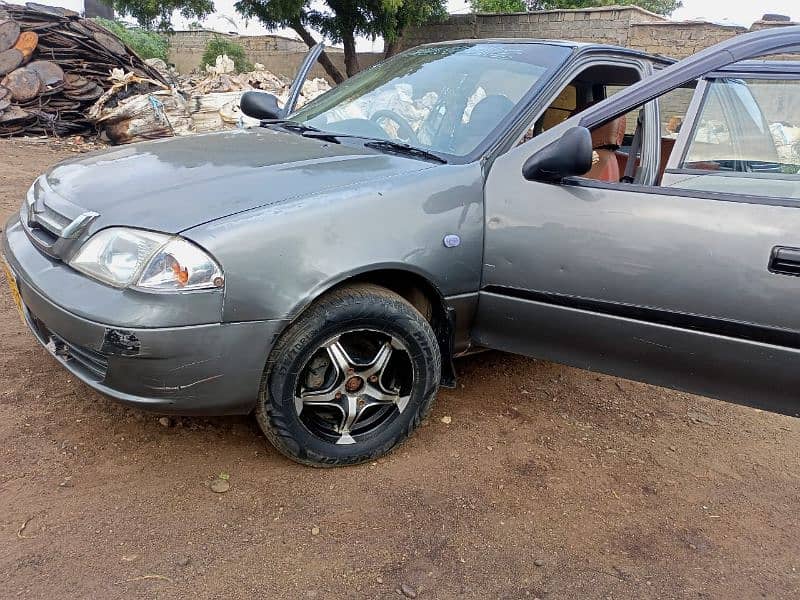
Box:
[474,26,800,416]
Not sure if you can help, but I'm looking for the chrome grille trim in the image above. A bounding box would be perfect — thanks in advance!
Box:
[22,176,99,258]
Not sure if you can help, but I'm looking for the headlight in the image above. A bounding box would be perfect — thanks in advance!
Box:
[68,227,224,292]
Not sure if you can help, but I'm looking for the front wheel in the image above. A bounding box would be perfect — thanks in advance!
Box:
[256,284,441,467]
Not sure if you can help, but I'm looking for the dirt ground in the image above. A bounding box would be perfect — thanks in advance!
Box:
[1,137,799,600]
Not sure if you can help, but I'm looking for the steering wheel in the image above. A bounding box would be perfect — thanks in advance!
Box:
[370,110,420,145]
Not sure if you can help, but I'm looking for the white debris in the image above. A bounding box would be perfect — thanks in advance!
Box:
[89,64,332,145]
[205,54,236,75]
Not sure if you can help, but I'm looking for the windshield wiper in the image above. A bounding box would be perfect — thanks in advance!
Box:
[362,140,447,164]
[263,120,343,143]
[271,125,447,163]
[300,131,447,163]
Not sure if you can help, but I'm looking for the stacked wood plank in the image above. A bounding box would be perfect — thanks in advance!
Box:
[0,2,166,136]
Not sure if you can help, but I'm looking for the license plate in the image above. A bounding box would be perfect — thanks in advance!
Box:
[1,255,25,324]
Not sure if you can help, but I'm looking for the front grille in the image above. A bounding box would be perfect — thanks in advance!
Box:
[27,312,109,382]
[22,176,99,259]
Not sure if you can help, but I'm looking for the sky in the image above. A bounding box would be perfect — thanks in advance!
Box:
[47,0,800,52]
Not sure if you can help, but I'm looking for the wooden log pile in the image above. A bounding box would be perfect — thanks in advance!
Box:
[0,2,166,137]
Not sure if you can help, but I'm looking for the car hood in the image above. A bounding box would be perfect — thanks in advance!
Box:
[43,128,434,234]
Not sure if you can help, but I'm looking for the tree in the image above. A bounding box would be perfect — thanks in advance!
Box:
[469,0,524,12]
[546,0,681,14]
[236,0,445,80]
[378,0,448,57]
[201,36,253,72]
[102,0,214,30]
[234,0,347,83]
[103,0,447,82]
[471,0,682,15]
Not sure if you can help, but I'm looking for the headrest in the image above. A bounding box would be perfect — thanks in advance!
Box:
[591,116,626,149]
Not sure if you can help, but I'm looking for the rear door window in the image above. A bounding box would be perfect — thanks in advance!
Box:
[681,78,800,175]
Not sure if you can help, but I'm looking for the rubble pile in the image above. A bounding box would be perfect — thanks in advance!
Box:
[0,5,331,145]
[92,54,332,142]
[87,69,191,144]
[178,56,331,133]
[0,2,166,136]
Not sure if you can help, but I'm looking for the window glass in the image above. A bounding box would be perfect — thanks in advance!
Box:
[681,78,800,174]
[516,66,641,147]
[658,85,695,138]
[607,85,642,136]
[291,43,571,157]
[541,85,577,131]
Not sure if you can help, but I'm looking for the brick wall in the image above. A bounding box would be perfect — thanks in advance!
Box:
[168,30,383,81]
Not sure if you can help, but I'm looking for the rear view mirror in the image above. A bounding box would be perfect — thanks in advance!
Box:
[522,126,593,182]
[240,91,282,120]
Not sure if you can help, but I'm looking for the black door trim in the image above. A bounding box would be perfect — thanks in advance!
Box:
[482,285,800,350]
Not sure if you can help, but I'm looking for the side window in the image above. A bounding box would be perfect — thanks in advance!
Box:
[658,85,695,138]
[517,85,577,145]
[516,64,642,147]
[681,78,800,175]
[540,85,577,131]
[606,85,642,137]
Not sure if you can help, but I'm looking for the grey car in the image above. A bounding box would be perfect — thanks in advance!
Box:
[3,27,800,466]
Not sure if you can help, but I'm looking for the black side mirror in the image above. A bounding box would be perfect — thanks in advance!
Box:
[240,91,283,120]
[522,126,593,182]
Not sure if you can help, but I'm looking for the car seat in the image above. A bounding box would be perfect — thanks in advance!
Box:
[586,116,627,182]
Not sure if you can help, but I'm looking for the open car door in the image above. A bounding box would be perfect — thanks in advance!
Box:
[283,42,325,116]
[477,26,800,416]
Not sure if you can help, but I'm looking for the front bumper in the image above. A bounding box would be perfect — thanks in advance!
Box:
[3,217,287,415]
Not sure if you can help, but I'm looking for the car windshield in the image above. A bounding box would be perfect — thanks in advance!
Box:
[289,42,571,158]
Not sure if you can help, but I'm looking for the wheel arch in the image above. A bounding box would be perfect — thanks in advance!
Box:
[284,265,457,388]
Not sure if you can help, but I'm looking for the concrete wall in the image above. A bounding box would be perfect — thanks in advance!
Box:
[168,8,798,82]
[402,6,796,59]
[401,6,666,49]
[168,30,382,81]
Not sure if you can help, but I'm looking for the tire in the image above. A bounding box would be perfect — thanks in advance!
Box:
[256,284,442,467]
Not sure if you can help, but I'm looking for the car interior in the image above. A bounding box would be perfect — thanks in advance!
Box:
[520,64,698,186]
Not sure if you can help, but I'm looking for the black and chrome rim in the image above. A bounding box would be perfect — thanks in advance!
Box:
[294,329,414,445]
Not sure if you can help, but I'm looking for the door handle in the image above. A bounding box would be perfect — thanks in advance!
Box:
[769,246,800,276]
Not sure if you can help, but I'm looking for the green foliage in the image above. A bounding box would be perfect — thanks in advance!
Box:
[201,36,253,73]
[469,0,525,12]
[99,0,213,30]
[379,0,449,52]
[235,0,448,75]
[472,0,681,15]
[536,0,681,15]
[93,18,170,61]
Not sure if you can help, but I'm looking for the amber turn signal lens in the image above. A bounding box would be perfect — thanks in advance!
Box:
[171,262,189,286]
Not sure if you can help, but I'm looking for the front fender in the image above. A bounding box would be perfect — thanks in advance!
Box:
[185,163,485,323]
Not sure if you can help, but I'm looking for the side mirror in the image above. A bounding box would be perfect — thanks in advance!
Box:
[240,91,283,120]
[522,126,593,182]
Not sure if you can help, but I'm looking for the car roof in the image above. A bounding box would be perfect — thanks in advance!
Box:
[419,38,675,66]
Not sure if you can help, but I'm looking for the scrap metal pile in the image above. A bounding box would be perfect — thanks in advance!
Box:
[0,2,166,136]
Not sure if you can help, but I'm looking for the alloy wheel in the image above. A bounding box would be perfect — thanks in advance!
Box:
[294,329,414,446]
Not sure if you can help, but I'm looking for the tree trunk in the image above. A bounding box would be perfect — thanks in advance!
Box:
[290,21,345,84]
[342,31,360,78]
[384,37,401,59]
